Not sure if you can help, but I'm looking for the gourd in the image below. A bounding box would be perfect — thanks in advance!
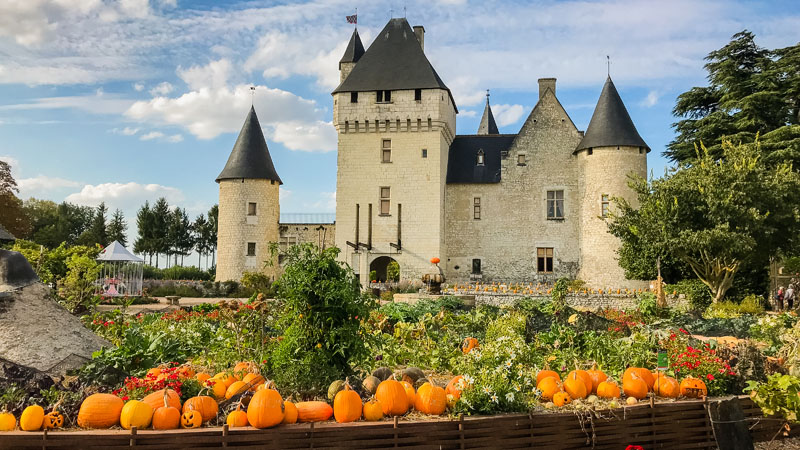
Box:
[296,401,334,422]
[152,390,181,430]
[363,399,384,421]
[566,370,592,396]
[375,379,408,416]
[461,337,479,354]
[282,401,298,424]
[120,400,154,430]
[243,373,266,391]
[596,380,621,399]
[182,396,218,423]
[553,391,571,407]
[400,380,416,409]
[328,380,346,402]
[20,405,44,431]
[0,411,16,431]
[587,366,608,394]
[225,381,249,399]
[372,367,393,381]
[623,374,648,400]
[623,367,654,391]
[679,377,708,398]
[536,368,560,384]
[226,402,249,428]
[537,376,561,401]
[445,376,464,400]
[142,388,181,412]
[414,382,447,415]
[654,376,680,398]
[78,393,124,429]
[205,378,228,400]
[563,376,588,400]
[247,386,284,428]
[363,376,382,395]
[333,384,363,423]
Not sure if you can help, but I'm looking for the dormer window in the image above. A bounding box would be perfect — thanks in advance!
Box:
[377,90,391,103]
[476,149,485,166]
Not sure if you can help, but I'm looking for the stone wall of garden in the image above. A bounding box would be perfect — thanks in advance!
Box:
[394,292,689,310]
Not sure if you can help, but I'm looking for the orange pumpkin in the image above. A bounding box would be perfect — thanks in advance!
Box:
[563,376,588,400]
[204,379,227,400]
[566,370,593,395]
[0,411,16,431]
[282,401,298,424]
[214,372,237,388]
[537,377,561,401]
[225,381,249,400]
[430,257,440,264]
[333,385,363,423]
[553,391,572,407]
[461,337,479,354]
[243,373,266,391]
[77,393,124,429]
[233,361,255,377]
[195,372,212,384]
[226,409,249,428]
[247,388,284,428]
[181,410,202,429]
[363,399,384,421]
[679,377,708,398]
[142,389,181,412]
[414,383,447,415]
[20,405,44,431]
[152,390,181,430]
[375,380,408,416]
[623,375,648,400]
[296,401,333,422]
[654,376,680,398]
[623,368,655,391]
[536,369,560,385]
[182,396,218,423]
[400,381,416,409]
[587,367,608,394]
[596,380,621,399]
[445,376,464,400]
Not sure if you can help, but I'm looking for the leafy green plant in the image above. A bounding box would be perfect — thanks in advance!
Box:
[745,374,800,422]
[667,279,713,311]
[59,253,102,313]
[241,271,275,295]
[386,261,400,282]
[551,277,570,312]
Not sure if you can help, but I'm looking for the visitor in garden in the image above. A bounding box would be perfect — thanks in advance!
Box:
[786,284,795,310]
[775,286,785,310]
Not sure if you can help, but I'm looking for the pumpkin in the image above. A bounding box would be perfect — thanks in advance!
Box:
[679,377,708,398]
[623,368,655,391]
[414,383,447,415]
[120,400,153,430]
[430,257,440,264]
[205,378,228,400]
[363,376,381,395]
[178,365,196,379]
[566,370,593,395]
[182,396,218,423]
[536,369,560,385]
[152,391,181,430]
[596,380,621,399]
[296,401,333,422]
[282,401,298,424]
[328,380,346,402]
[553,392,572,407]
[563,376,588,400]
[226,409,249,427]
[142,388,181,412]
[372,367,393,381]
[247,388,284,428]
[181,410,202,428]
[146,367,162,379]
[333,384,363,423]
[587,367,608,394]
[243,373,266,391]
[233,361,256,378]
[375,379,408,416]
[626,397,639,406]
[445,376,464,400]
[461,337,479,354]
[196,372,212,384]
[654,376,680,398]
[622,375,648,400]
[78,393,124,429]
[20,405,44,431]
[401,367,425,382]
[363,399,384,421]
[43,411,64,430]
[537,377,561,401]
[214,372,237,388]
[226,381,249,400]
[0,412,15,431]
[400,381,416,408]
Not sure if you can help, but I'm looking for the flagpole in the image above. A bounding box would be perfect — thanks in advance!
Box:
[355,7,358,30]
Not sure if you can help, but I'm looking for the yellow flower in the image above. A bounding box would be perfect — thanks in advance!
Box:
[316,343,322,349]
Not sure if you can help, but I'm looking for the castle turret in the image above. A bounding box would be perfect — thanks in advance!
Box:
[332,18,457,285]
[339,29,365,83]
[477,91,499,135]
[576,76,648,288]
[215,106,282,282]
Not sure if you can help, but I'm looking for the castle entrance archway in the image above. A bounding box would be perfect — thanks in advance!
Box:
[369,256,399,282]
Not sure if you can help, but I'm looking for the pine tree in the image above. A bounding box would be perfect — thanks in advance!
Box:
[134,202,154,265]
[207,204,218,268]
[106,209,128,246]
[192,214,209,268]
[168,207,193,266]
[80,202,108,246]
[151,198,170,268]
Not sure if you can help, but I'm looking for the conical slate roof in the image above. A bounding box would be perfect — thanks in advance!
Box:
[332,18,452,103]
[575,77,649,152]
[216,106,282,184]
[477,93,499,135]
[339,29,365,68]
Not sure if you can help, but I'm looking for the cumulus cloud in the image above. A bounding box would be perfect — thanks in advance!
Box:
[111,126,140,136]
[18,175,82,195]
[492,104,526,127]
[139,131,183,142]
[149,81,174,96]
[178,59,233,91]
[640,90,661,108]
[65,182,185,210]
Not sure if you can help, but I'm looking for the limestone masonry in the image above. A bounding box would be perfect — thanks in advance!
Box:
[216,18,649,289]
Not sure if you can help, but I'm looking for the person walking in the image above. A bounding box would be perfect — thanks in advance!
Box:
[786,284,796,310]
[775,286,785,311]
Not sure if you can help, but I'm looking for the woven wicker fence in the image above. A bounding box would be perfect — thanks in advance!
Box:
[0,397,793,450]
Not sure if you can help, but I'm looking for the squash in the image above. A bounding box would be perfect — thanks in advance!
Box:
[247,387,284,428]
[233,361,256,378]
[225,381,249,400]
[226,408,249,427]
[282,401,298,424]
[214,372,237,388]
[375,379,408,416]
[142,388,181,412]
[414,383,447,415]
[553,392,572,407]
[296,401,333,422]
[536,369,560,385]
[78,393,124,429]
[445,376,464,400]
[679,377,708,398]
[152,391,181,430]
[563,376,588,400]
[243,373,266,391]
[654,375,680,398]
[182,396,218,423]
[205,378,228,400]
[328,380,345,402]
[587,366,608,394]
[623,375,648,400]
[333,384,363,423]
[363,399,384,421]
[20,405,44,431]
[461,337,479,354]
[371,367,393,381]
[596,380,621,399]
[401,367,425,382]
[0,412,16,431]
[623,368,655,391]
[42,411,64,430]
[363,375,381,395]
[400,381,416,409]
[181,410,202,428]
[537,376,561,401]
[195,372,212,384]
[120,400,154,430]
[566,370,593,396]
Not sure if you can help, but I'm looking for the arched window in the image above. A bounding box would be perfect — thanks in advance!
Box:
[476,149,485,166]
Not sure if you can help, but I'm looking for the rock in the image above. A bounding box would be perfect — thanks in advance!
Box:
[0,250,38,292]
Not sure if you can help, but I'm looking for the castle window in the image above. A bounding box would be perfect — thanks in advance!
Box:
[601,194,610,218]
[421,148,427,158]
[351,92,358,103]
[537,248,553,273]
[380,187,391,215]
[417,118,422,130]
[415,89,422,101]
[472,258,481,275]
[247,202,257,216]
[547,190,564,219]
[517,154,526,165]
[345,121,349,132]
[381,139,392,163]
[377,90,391,103]
[473,197,481,220]
[279,236,297,252]
[476,149,485,166]
[427,118,432,130]
[587,148,593,155]
[247,242,256,257]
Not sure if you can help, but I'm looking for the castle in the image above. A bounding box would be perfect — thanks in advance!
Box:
[215,18,648,289]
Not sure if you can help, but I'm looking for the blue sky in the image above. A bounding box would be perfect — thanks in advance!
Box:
[1,0,799,250]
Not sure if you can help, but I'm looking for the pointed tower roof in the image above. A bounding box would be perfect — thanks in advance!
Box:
[339,29,365,68]
[477,91,499,135]
[575,77,649,152]
[216,106,282,184]
[332,18,454,108]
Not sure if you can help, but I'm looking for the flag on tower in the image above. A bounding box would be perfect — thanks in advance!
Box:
[346,14,357,24]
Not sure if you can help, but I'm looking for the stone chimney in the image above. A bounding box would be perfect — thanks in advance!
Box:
[538,78,556,100]
[413,26,425,52]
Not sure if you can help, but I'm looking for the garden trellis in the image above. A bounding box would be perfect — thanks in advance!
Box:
[95,241,143,297]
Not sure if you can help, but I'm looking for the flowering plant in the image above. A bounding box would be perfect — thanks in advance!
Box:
[662,329,736,395]
[112,363,192,401]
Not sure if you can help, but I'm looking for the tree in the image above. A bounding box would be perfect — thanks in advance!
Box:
[151,198,171,267]
[134,201,155,265]
[192,214,209,268]
[167,207,193,266]
[667,31,800,166]
[207,204,218,268]
[106,209,127,246]
[80,202,108,246]
[609,140,800,302]
[0,160,30,238]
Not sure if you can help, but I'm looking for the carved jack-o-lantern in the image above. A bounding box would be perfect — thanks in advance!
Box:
[181,410,202,429]
[43,411,64,429]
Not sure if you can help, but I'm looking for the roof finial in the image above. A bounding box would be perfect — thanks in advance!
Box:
[607,55,611,77]
[486,89,490,103]
[250,86,255,106]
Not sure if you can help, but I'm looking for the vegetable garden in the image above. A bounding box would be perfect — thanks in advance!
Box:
[1,244,799,448]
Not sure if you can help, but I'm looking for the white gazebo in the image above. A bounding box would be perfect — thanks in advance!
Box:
[96,241,144,297]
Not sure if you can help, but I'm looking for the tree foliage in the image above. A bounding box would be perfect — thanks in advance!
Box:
[0,160,30,238]
[609,140,800,302]
[106,209,128,246]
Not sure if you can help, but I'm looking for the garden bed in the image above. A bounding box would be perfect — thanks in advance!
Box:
[0,397,794,450]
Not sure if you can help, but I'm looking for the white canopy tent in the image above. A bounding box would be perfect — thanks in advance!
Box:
[96,241,144,297]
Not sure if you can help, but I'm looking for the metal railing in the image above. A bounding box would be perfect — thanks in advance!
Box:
[279,213,336,224]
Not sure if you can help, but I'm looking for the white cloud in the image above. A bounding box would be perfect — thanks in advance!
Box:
[0,92,132,114]
[166,134,183,143]
[18,175,82,196]
[491,104,526,127]
[178,59,233,91]
[111,126,140,136]
[140,131,164,141]
[279,187,291,201]
[302,191,336,212]
[65,182,185,210]
[133,82,145,91]
[0,155,21,181]
[640,90,661,108]
[272,121,336,152]
[149,81,174,96]
[458,110,477,118]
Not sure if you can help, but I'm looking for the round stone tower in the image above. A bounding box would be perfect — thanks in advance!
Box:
[576,77,648,289]
[215,106,282,282]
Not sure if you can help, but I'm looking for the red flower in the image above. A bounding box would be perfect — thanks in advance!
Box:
[706,374,714,381]
[679,328,688,334]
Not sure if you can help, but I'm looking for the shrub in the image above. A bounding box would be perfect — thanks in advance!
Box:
[745,374,800,423]
[142,265,213,281]
[386,261,400,282]
[668,279,712,310]
[704,295,765,319]
[241,271,275,296]
[58,253,102,313]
